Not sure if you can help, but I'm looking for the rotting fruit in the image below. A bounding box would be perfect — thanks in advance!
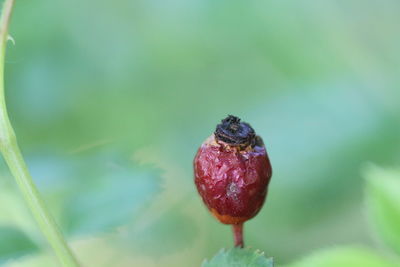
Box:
[194,115,272,247]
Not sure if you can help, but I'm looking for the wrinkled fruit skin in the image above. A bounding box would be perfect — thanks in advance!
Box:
[194,135,272,224]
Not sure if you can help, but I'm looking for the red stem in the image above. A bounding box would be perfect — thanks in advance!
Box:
[232,223,244,248]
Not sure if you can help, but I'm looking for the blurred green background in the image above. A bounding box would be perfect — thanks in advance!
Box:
[1,0,400,266]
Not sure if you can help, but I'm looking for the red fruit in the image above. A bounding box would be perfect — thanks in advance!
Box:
[194,115,272,247]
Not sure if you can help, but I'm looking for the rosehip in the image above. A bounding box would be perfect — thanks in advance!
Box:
[194,115,272,247]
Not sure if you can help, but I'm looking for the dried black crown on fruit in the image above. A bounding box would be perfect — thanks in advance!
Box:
[214,115,256,147]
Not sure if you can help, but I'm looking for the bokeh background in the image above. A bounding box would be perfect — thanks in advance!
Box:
[1,0,400,266]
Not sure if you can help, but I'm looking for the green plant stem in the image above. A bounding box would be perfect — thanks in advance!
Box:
[0,0,79,266]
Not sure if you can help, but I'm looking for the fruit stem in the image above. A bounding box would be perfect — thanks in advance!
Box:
[232,223,244,248]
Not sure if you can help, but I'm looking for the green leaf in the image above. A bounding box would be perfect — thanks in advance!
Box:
[364,164,400,254]
[57,153,162,235]
[0,227,38,264]
[285,246,397,267]
[202,248,273,267]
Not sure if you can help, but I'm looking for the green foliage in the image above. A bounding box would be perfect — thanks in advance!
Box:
[60,155,161,236]
[202,248,273,267]
[284,247,396,267]
[364,164,400,254]
[0,227,37,264]
[284,164,400,267]
[1,0,400,265]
